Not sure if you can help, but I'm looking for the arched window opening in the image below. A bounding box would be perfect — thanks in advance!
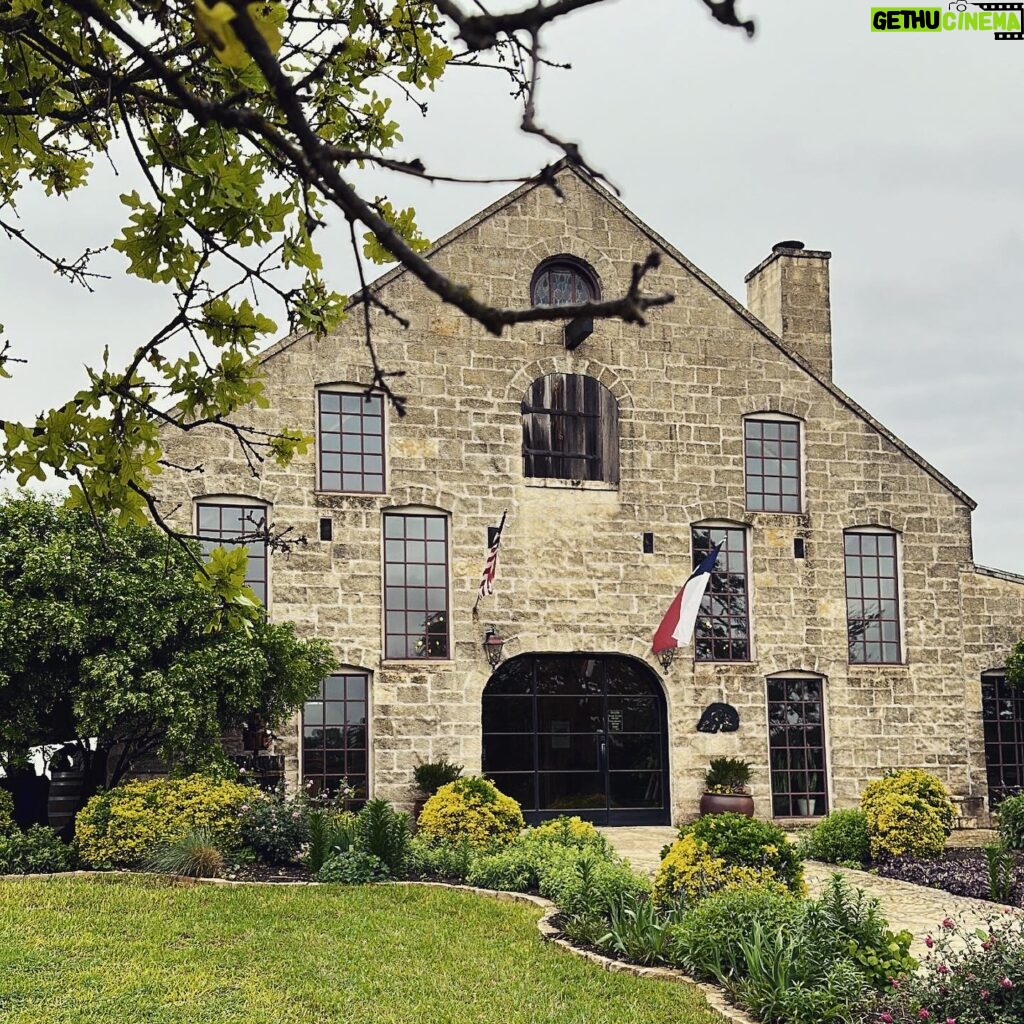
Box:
[531,258,599,307]
[521,373,618,484]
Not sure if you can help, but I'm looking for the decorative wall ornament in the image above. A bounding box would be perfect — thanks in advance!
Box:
[697,703,740,734]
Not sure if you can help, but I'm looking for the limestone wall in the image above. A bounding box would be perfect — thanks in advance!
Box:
[154,167,1009,824]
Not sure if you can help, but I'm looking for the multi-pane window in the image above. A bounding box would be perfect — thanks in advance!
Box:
[767,677,829,818]
[982,672,1024,808]
[196,502,268,605]
[844,531,901,664]
[531,258,598,306]
[522,373,619,484]
[744,418,801,513]
[692,526,750,661]
[383,513,449,660]
[302,673,368,807]
[318,391,385,494]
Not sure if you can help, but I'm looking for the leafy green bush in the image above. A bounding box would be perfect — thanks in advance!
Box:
[467,843,538,891]
[407,835,473,881]
[146,828,225,878]
[0,789,15,834]
[354,798,410,876]
[800,809,870,865]
[417,777,523,850]
[0,824,75,874]
[669,883,803,983]
[317,850,389,884]
[801,874,915,989]
[75,775,252,868]
[523,816,609,854]
[412,758,463,796]
[238,787,310,864]
[654,834,782,907]
[537,847,649,918]
[600,892,677,965]
[304,809,356,873]
[997,793,1024,850]
[861,769,955,859]
[682,813,804,893]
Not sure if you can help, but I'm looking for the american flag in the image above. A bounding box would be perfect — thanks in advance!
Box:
[475,509,507,607]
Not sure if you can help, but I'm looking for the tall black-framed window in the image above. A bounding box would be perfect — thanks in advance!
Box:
[195,501,268,606]
[844,530,901,664]
[744,417,801,513]
[982,671,1024,808]
[302,672,368,807]
[531,257,599,306]
[318,390,385,494]
[767,677,829,818]
[521,373,619,483]
[383,512,449,660]
[692,525,750,662]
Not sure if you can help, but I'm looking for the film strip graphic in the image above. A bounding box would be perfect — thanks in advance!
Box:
[973,2,1024,39]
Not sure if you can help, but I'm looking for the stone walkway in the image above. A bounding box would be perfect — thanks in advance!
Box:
[599,826,1020,956]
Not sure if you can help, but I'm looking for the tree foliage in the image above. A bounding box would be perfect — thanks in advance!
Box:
[0,0,752,593]
[0,492,336,791]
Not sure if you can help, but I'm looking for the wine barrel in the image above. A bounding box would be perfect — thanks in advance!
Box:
[48,769,85,834]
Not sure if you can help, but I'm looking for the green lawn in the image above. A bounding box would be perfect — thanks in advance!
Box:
[0,878,721,1024]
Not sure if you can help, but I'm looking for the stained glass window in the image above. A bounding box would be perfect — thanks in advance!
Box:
[531,259,598,306]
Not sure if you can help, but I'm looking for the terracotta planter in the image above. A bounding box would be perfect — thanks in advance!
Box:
[699,792,754,818]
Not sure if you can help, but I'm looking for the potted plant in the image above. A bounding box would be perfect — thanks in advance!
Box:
[699,756,754,817]
[412,758,463,819]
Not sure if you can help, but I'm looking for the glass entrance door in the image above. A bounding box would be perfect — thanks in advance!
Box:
[482,654,669,825]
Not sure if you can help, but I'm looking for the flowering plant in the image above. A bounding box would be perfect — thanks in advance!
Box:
[874,910,1024,1023]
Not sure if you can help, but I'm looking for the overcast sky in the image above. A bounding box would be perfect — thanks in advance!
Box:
[1,0,1022,570]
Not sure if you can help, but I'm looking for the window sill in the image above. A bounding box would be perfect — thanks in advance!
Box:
[523,479,619,492]
[847,661,909,669]
[381,659,454,668]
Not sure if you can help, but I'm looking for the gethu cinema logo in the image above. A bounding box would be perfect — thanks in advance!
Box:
[871,3,1023,31]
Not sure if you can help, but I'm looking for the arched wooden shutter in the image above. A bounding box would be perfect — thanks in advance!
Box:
[521,374,618,483]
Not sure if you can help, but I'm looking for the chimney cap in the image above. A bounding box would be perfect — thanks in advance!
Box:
[772,240,805,253]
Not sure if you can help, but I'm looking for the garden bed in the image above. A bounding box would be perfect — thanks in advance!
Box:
[873,846,1024,907]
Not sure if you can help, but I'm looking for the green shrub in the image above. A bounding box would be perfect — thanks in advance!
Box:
[75,775,252,868]
[654,834,783,907]
[407,835,473,881]
[523,816,609,854]
[600,892,677,965]
[861,769,955,859]
[669,883,803,982]
[412,758,463,796]
[417,777,523,850]
[537,847,650,918]
[801,809,870,865]
[801,874,915,989]
[0,825,75,874]
[0,789,15,835]
[997,793,1024,850]
[354,799,410,877]
[682,813,804,893]
[317,850,390,884]
[146,828,225,878]
[304,809,356,873]
[238,787,309,864]
[467,843,538,891]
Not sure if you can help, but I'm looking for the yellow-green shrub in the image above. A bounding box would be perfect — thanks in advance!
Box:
[527,816,607,851]
[861,769,955,859]
[417,777,523,850]
[653,834,781,908]
[76,775,253,868]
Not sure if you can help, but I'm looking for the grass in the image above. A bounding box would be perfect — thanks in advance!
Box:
[0,878,721,1024]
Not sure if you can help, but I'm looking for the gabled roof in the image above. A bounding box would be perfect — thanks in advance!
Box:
[260,158,976,510]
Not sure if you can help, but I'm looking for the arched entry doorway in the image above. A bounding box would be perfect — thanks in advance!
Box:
[482,653,670,825]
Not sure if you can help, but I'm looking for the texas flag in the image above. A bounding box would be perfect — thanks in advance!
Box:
[652,543,723,655]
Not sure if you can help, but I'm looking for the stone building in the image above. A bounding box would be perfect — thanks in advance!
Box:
[156,162,1024,827]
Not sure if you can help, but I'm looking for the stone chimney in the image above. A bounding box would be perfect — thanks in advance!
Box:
[745,241,833,380]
